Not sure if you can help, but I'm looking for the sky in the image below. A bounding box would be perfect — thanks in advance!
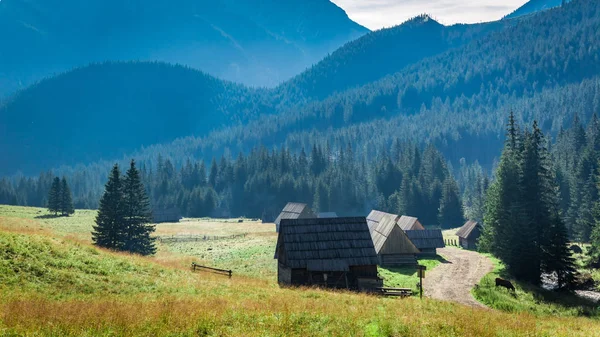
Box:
[330,0,530,30]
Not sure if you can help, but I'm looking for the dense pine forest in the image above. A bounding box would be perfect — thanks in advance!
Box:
[0,142,467,228]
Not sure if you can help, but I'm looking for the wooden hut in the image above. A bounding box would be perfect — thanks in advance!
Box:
[152,208,181,223]
[369,216,420,265]
[275,217,383,291]
[318,212,338,218]
[396,215,425,231]
[274,202,315,232]
[405,229,445,256]
[456,220,482,250]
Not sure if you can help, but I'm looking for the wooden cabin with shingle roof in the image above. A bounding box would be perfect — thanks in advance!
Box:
[456,220,482,250]
[369,216,420,265]
[275,217,383,291]
[274,202,315,232]
[396,216,425,231]
[405,229,445,256]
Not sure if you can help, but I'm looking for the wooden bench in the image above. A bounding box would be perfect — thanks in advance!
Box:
[376,287,413,297]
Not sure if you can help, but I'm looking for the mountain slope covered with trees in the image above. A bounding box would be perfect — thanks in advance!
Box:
[111,0,600,171]
[505,0,567,19]
[0,0,367,96]
[275,15,509,102]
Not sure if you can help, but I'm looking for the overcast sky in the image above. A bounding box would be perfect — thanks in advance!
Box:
[330,0,530,30]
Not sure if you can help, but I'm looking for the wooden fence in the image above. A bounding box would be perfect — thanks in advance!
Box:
[157,233,247,244]
[191,262,232,278]
[444,238,459,247]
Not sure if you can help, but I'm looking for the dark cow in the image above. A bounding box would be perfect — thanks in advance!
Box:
[570,245,583,254]
[495,278,515,291]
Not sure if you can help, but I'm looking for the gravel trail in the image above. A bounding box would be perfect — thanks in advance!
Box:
[422,247,494,308]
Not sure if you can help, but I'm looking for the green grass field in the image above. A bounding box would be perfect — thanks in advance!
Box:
[472,255,600,317]
[2,205,600,336]
[379,257,443,293]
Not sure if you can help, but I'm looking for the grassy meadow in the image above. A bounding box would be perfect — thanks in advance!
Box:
[1,206,600,336]
[473,255,600,318]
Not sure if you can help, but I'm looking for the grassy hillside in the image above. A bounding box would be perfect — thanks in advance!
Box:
[473,255,599,317]
[1,207,600,336]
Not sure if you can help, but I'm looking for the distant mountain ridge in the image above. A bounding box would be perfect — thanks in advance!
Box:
[275,15,509,103]
[0,0,367,97]
[2,0,599,177]
[505,0,567,19]
[0,14,509,174]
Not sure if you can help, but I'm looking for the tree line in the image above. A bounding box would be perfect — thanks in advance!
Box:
[138,142,465,227]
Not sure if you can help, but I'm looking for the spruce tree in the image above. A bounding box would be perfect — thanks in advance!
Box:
[47,177,61,215]
[92,164,124,250]
[122,160,156,255]
[438,177,465,228]
[59,177,75,216]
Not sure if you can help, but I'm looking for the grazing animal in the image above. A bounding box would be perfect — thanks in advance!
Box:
[570,245,583,254]
[495,278,515,291]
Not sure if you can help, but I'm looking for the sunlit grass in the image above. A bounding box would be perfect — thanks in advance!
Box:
[473,255,599,317]
[378,257,443,293]
[1,205,600,336]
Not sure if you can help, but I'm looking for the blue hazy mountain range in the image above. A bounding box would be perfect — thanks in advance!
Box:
[0,0,367,97]
[0,0,589,175]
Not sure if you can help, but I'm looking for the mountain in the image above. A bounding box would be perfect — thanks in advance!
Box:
[505,0,566,19]
[275,15,508,103]
[2,0,599,177]
[0,0,367,97]
[0,15,510,175]
[126,0,600,170]
[0,62,273,174]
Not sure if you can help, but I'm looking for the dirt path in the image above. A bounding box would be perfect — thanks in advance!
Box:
[423,247,494,308]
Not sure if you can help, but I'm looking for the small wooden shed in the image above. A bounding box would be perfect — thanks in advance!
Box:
[274,202,315,232]
[369,216,420,265]
[275,217,382,291]
[396,216,425,231]
[456,220,482,250]
[152,208,181,223]
[405,229,445,256]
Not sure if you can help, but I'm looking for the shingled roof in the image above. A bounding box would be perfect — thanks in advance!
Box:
[396,216,425,231]
[456,221,481,239]
[366,210,399,233]
[405,229,445,249]
[274,202,314,232]
[370,216,419,255]
[275,217,379,271]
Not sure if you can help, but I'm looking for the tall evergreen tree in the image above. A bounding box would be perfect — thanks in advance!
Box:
[122,160,156,255]
[92,164,124,250]
[59,177,75,216]
[47,177,61,215]
[438,177,465,228]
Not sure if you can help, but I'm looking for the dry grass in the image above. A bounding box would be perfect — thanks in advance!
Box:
[1,206,600,336]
